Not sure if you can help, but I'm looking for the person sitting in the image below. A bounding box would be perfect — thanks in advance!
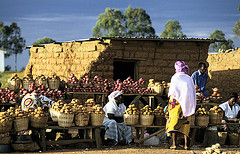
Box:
[102,91,133,146]
[219,92,240,122]
[191,62,208,97]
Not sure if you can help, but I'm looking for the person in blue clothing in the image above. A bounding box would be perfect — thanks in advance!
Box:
[191,62,208,97]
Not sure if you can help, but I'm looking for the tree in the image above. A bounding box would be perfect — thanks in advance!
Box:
[32,37,55,45]
[124,5,156,37]
[92,6,156,38]
[232,4,240,38]
[160,20,187,38]
[0,22,25,71]
[92,8,125,37]
[209,30,234,52]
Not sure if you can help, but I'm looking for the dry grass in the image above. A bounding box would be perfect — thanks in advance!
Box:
[0,71,25,88]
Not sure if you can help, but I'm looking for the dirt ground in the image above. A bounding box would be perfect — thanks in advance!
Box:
[35,143,240,154]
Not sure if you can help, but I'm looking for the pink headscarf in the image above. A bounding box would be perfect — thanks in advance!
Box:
[174,61,189,75]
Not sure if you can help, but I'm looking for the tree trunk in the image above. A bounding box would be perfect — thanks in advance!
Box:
[15,53,17,71]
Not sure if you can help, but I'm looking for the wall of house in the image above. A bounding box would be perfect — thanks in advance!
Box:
[207,48,240,99]
[25,39,210,84]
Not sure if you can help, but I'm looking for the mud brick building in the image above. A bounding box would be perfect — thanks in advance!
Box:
[25,37,215,83]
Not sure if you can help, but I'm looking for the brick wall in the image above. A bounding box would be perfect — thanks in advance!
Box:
[207,48,240,99]
[25,38,210,84]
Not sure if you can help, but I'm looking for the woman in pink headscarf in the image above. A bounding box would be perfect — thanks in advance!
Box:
[165,61,196,150]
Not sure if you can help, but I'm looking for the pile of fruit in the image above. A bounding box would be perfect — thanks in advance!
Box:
[196,107,208,116]
[0,111,13,124]
[91,105,105,114]
[59,104,73,114]
[203,143,224,154]
[51,100,65,112]
[209,106,223,113]
[153,106,165,116]
[35,74,48,86]
[124,104,139,115]
[84,98,95,107]
[29,107,47,118]
[8,73,22,90]
[140,105,153,115]
[74,105,89,115]
[0,87,17,103]
[210,88,222,100]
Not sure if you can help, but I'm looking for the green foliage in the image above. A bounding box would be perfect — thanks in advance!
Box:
[0,22,26,71]
[0,71,25,88]
[160,20,187,38]
[92,5,156,38]
[32,37,55,45]
[209,30,234,52]
[233,5,240,38]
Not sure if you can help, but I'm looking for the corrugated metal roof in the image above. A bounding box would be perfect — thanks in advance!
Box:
[26,37,221,48]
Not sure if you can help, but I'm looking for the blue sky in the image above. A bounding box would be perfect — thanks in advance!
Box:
[1,0,239,71]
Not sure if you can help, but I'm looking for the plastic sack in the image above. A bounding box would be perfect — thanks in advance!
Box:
[143,133,159,145]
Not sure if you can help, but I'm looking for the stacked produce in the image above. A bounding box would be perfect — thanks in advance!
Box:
[90,105,105,126]
[195,107,209,127]
[92,76,104,86]
[124,104,140,115]
[22,73,34,90]
[153,105,166,126]
[74,105,89,126]
[153,106,165,116]
[35,75,48,87]
[210,88,222,100]
[84,98,95,107]
[203,143,225,154]
[0,87,17,103]
[10,107,29,132]
[140,105,154,125]
[58,103,74,127]
[50,100,64,122]
[29,107,48,128]
[209,106,223,124]
[0,109,13,133]
[48,73,61,90]
[147,79,155,89]
[67,73,81,91]
[8,73,22,91]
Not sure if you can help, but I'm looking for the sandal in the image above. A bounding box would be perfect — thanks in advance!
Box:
[184,146,189,150]
[170,146,176,149]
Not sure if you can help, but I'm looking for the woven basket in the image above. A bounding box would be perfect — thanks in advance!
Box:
[8,79,22,91]
[90,113,104,126]
[209,111,223,125]
[124,114,139,125]
[50,109,60,122]
[0,136,11,145]
[30,116,48,128]
[190,114,195,126]
[0,120,12,133]
[228,133,239,145]
[140,114,154,126]
[58,113,74,127]
[22,80,34,90]
[75,114,89,126]
[48,79,60,90]
[195,115,209,127]
[218,132,227,145]
[13,118,29,132]
[154,115,166,126]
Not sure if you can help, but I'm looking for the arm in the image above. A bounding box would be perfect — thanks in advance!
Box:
[107,113,124,123]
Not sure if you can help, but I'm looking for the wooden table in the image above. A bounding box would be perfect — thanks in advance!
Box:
[38,125,102,151]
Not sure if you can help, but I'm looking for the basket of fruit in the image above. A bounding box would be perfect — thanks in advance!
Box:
[58,104,74,127]
[153,82,164,95]
[124,104,139,125]
[140,105,154,126]
[209,88,222,104]
[35,75,48,88]
[22,74,34,90]
[228,133,239,145]
[90,105,105,126]
[195,107,209,127]
[8,74,22,92]
[13,108,29,132]
[153,105,166,126]
[218,132,227,145]
[29,107,48,128]
[50,100,64,122]
[48,73,60,90]
[74,105,89,126]
[67,73,80,88]
[0,111,13,133]
[209,106,223,125]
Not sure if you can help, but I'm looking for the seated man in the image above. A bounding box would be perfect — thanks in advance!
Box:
[102,91,133,146]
